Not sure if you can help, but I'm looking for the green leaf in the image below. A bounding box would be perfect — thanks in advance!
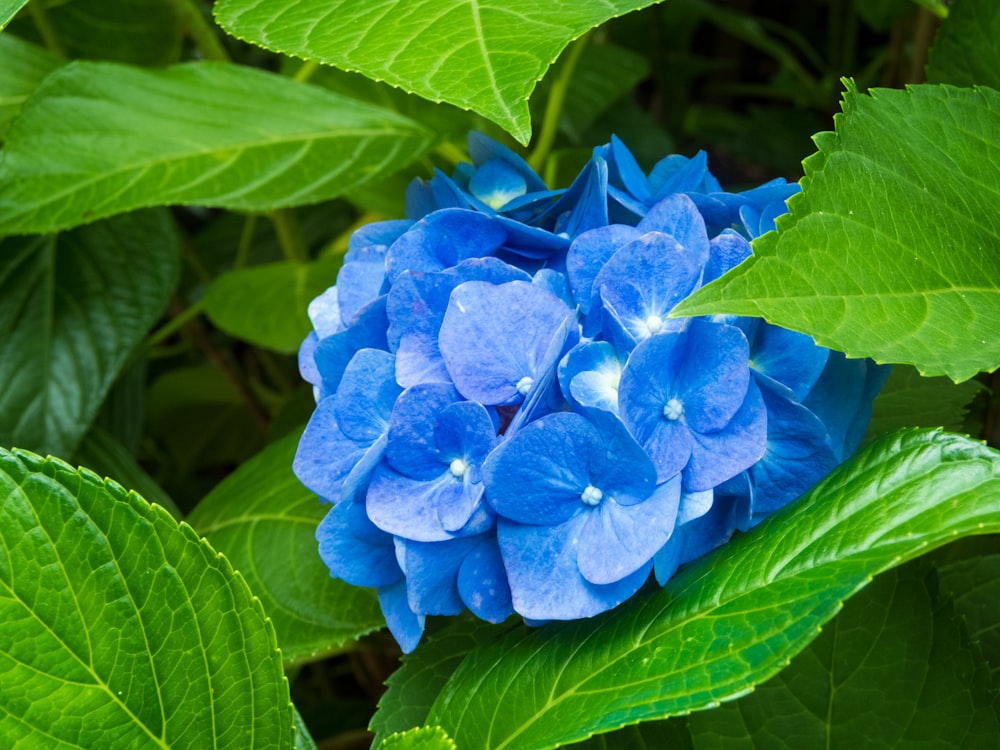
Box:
[73,425,182,520]
[187,431,384,666]
[935,536,1000,684]
[203,255,341,354]
[213,0,663,144]
[371,619,505,745]
[927,0,1000,89]
[687,563,1000,748]
[0,209,180,457]
[673,82,1000,382]
[45,0,183,65]
[866,365,984,438]
[0,60,434,234]
[0,34,61,138]
[380,726,457,750]
[0,0,29,30]
[0,448,295,747]
[421,429,1000,749]
[566,720,693,749]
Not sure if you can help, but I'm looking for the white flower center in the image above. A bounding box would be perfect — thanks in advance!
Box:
[580,485,603,506]
[516,376,534,396]
[645,314,664,335]
[449,458,469,478]
[662,397,684,421]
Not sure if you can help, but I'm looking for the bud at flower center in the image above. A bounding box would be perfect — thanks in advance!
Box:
[449,458,469,478]
[580,485,603,506]
[645,314,664,334]
[516,376,534,395]
[662,397,684,421]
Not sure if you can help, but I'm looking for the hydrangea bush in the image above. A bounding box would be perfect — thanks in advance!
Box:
[294,133,887,651]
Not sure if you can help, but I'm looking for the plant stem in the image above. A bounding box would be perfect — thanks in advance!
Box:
[146,298,206,349]
[169,0,230,62]
[528,32,590,174]
[909,8,937,84]
[434,140,469,167]
[294,60,320,83]
[269,208,309,263]
[235,213,258,270]
[28,3,67,59]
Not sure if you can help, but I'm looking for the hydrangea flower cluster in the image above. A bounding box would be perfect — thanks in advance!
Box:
[294,133,888,652]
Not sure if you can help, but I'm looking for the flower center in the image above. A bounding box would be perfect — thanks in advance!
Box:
[662,397,684,421]
[580,485,603,506]
[449,458,469,478]
[516,376,534,396]
[645,314,664,335]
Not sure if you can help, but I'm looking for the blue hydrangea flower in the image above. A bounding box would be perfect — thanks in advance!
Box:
[294,131,888,652]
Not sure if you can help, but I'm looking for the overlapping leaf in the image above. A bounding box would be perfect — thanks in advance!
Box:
[415,429,1000,748]
[213,0,662,143]
[0,448,295,747]
[687,564,1000,747]
[674,83,1000,382]
[928,0,999,89]
[866,365,983,438]
[0,34,61,137]
[0,209,180,457]
[45,0,183,65]
[204,255,342,353]
[188,431,384,666]
[0,0,28,30]
[0,60,433,234]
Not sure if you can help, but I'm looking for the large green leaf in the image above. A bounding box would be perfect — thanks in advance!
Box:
[45,0,183,65]
[0,60,434,234]
[380,726,457,750]
[0,34,61,138]
[213,0,662,144]
[0,448,296,747]
[673,83,1000,382]
[187,431,384,666]
[0,209,180,457]
[0,0,28,30]
[928,0,1000,89]
[203,255,341,354]
[418,429,1000,748]
[687,563,1000,747]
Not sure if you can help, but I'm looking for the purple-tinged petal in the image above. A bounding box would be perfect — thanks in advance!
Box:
[385,209,506,282]
[439,280,573,406]
[337,255,388,325]
[307,286,342,339]
[401,536,478,615]
[299,331,321,391]
[333,349,400,443]
[705,230,752,284]
[347,219,413,256]
[313,296,389,397]
[576,475,681,585]
[385,383,461,480]
[294,399,370,502]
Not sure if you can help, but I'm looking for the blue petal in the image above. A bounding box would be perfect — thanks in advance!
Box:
[746,321,829,401]
[458,535,514,623]
[606,134,651,203]
[558,341,623,414]
[316,497,401,588]
[675,320,751,434]
[576,474,681,585]
[469,158,528,210]
[313,296,389,397]
[333,349,401,443]
[439,280,573,405]
[367,465,476,542]
[498,516,651,620]
[378,578,425,654]
[385,208,507,282]
[566,224,642,314]
[385,383,461,480]
[401,536,477,615]
[347,219,413,256]
[705,230,752,284]
[336,254,388,325]
[307,286,343,338]
[294,398,370,501]
[636,193,711,262]
[468,131,548,193]
[685,376,767,491]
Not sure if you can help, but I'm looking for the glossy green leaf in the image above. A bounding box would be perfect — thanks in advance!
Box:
[935,536,1000,684]
[213,0,662,144]
[687,564,1000,748]
[422,429,1000,749]
[372,619,505,745]
[928,0,1000,89]
[188,431,384,666]
[0,209,180,457]
[0,60,433,234]
[567,720,693,749]
[46,0,183,65]
[674,82,1000,382]
[203,255,341,354]
[866,365,984,438]
[380,726,457,750]
[0,34,61,138]
[0,0,28,30]
[0,448,295,747]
